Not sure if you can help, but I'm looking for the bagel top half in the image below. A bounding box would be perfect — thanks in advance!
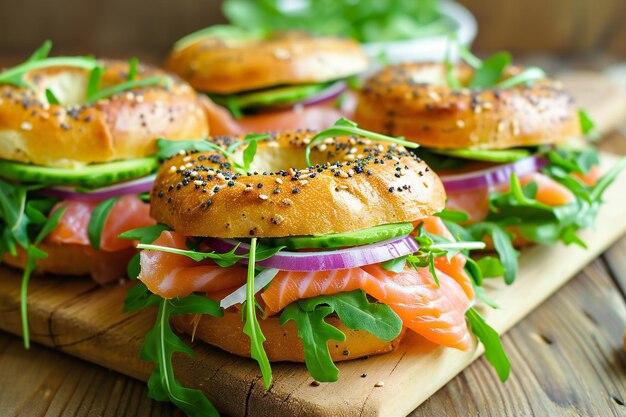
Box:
[150,131,445,238]
[166,31,369,94]
[0,60,209,168]
[354,63,581,150]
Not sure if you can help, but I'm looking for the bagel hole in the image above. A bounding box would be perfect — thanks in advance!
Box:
[247,145,331,172]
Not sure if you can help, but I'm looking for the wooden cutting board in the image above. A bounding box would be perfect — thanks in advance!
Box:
[0,72,625,417]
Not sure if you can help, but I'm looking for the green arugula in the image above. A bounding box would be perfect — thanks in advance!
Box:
[87,197,119,250]
[20,206,67,348]
[127,57,139,81]
[466,222,518,285]
[304,118,418,166]
[445,39,545,90]
[156,134,271,175]
[281,290,402,381]
[0,40,97,88]
[466,307,510,382]
[123,226,223,416]
[222,0,454,43]
[242,238,272,388]
[45,88,61,105]
[578,109,598,139]
[136,242,283,267]
[140,295,223,417]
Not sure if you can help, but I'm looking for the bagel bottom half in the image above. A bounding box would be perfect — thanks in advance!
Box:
[3,242,136,285]
[171,309,406,363]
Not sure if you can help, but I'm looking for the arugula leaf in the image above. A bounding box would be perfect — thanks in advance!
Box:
[497,67,546,89]
[578,109,595,135]
[467,222,518,284]
[20,245,47,349]
[0,41,96,87]
[45,88,61,105]
[435,208,470,223]
[241,138,258,173]
[476,256,506,278]
[87,76,172,104]
[140,296,222,417]
[0,179,30,249]
[119,224,171,244]
[242,238,272,388]
[466,307,510,382]
[281,290,402,382]
[136,242,283,268]
[87,197,119,250]
[226,133,271,153]
[381,256,407,273]
[127,57,139,81]
[20,205,67,349]
[280,302,345,382]
[305,118,417,166]
[299,290,402,341]
[86,65,103,99]
[470,52,511,88]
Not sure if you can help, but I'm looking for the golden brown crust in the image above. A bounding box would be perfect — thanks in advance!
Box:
[354,63,581,149]
[2,242,136,284]
[0,60,209,168]
[166,32,369,94]
[171,309,404,363]
[149,131,446,238]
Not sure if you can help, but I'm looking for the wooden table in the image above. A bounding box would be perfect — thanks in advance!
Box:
[1,67,626,417]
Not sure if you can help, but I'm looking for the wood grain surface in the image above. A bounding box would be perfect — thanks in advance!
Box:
[0,71,625,417]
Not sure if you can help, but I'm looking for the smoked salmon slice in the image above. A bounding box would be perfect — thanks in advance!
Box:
[139,231,247,299]
[139,228,474,351]
[47,195,156,251]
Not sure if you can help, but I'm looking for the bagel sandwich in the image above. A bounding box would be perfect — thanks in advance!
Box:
[354,49,626,283]
[0,41,209,347]
[165,26,369,135]
[124,121,510,415]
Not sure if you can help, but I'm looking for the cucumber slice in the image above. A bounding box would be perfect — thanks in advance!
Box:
[209,82,331,114]
[430,147,531,163]
[264,222,415,249]
[0,157,158,188]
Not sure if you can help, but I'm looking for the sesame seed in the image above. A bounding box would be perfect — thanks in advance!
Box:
[374,381,385,388]
[169,166,177,173]
[345,154,355,161]
[259,194,269,200]
[275,178,283,184]
[179,165,186,171]
[339,171,349,178]
[456,120,465,128]
[310,380,321,387]
[244,186,253,192]
[182,156,191,162]
[216,173,226,180]
[299,180,309,186]
[257,183,263,189]
[185,162,193,168]
[190,171,198,177]
[178,150,186,156]
[193,180,203,186]
[339,185,349,190]
[272,214,285,224]
[20,122,33,131]
[317,144,327,152]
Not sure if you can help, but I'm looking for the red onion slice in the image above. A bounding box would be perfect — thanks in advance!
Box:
[41,174,155,201]
[299,80,347,107]
[208,234,419,272]
[441,155,548,192]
